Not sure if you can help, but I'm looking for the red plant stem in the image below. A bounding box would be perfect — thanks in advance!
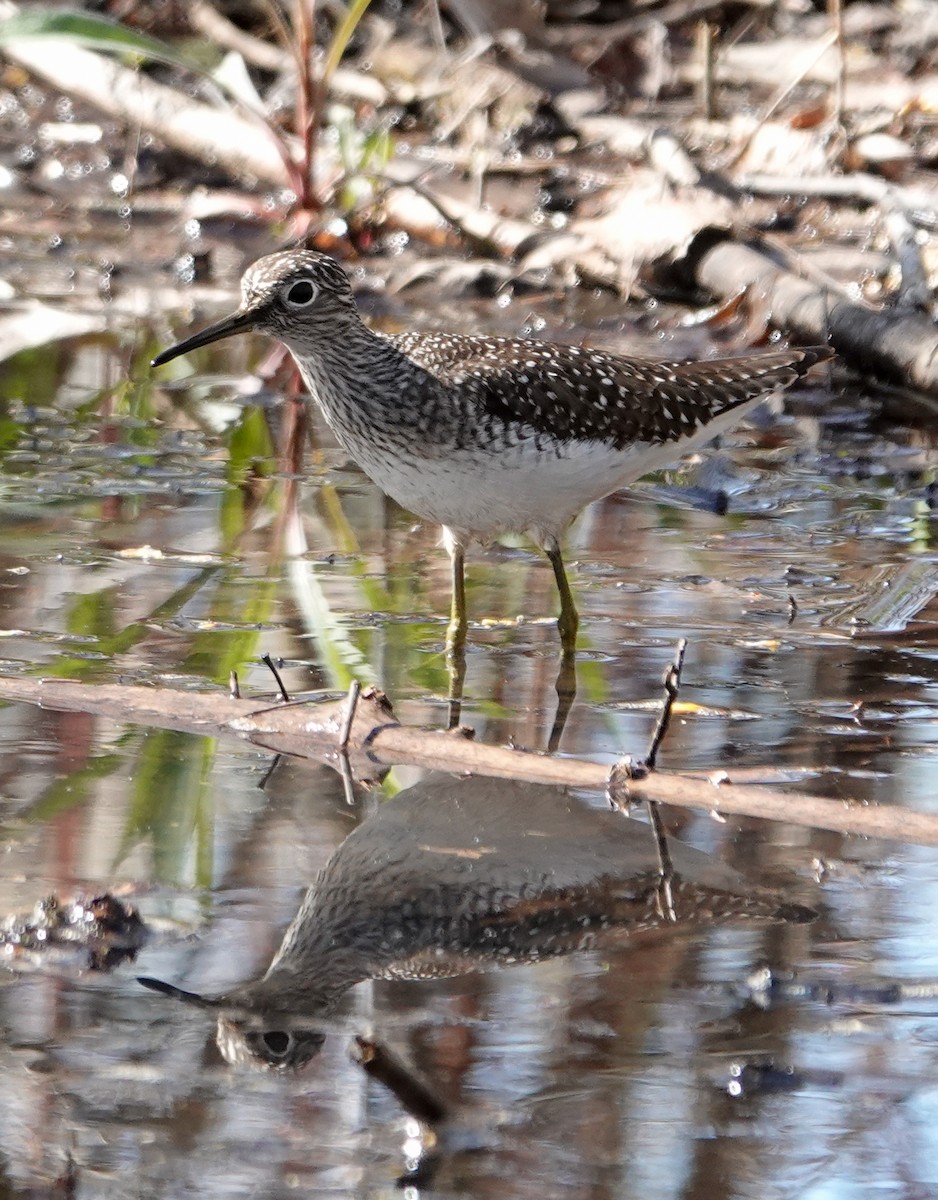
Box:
[293,0,319,212]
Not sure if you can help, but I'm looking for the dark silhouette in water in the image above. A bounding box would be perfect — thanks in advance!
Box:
[139,774,814,1069]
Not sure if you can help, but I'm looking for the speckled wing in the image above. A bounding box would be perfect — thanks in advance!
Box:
[392,333,831,451]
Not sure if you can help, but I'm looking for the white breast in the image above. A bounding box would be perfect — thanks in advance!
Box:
[344,394,765,548]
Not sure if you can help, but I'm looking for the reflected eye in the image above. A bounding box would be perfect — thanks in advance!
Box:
[284,279,317,307]
[262,1030,291,1057]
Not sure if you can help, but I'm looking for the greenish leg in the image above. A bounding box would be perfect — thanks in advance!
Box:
[446,543,467,655]
[446,542,467,729]
[547,646,577,754]
[546,545,579,653]
[545,542,578,751]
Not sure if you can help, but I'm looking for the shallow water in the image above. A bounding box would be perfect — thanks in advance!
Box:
[1,270,938,1197]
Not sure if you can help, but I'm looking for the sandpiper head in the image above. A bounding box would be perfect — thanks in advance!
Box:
[214,1012,327,1071]
[138,975,328,1071]
[151,249,358,368]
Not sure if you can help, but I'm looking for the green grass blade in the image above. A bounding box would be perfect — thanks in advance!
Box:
[0,7,198,71]
[322,0,374,83]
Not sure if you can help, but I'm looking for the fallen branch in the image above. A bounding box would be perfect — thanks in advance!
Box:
[639,636,689,916]
[381,181,535,256]
[684,234,938,394]
[380,177,627,289]
[738,170,937,311]
[0,675,936,847]
[735,172,938,227]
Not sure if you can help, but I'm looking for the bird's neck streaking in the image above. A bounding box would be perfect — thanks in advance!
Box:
[224,886,370,1016]
[279,318,446,449]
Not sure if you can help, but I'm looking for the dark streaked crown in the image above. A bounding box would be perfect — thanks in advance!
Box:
[239,249,357,319]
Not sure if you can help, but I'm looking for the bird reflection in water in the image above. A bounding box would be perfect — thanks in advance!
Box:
[139,774,814,1071]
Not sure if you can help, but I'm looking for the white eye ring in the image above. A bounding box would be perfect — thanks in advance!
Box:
[283,278,318,307]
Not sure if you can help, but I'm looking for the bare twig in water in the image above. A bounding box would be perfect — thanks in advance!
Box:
[352,1036,449,1125]
[336,679,362,807]
[637,638,689,920]
[4,675,938,846]
[261,654,291,702]
[339,679,362,752]
[645,638,687,773]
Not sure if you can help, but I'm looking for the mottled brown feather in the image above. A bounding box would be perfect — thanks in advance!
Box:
[392,332,832,451]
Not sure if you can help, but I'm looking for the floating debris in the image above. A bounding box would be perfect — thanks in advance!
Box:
[0,892,147,972]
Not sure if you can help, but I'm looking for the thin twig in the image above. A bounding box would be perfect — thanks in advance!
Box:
[245,694,335,717]
[352,1035,449,1124]
[643,639,688,919]
[336,750,357,807]
[722,30,839,173]
[229,671,241,700]
[337,679,363,806]
[339,679,361,752]
[261,654,291,702]
[257,753,283,792]
[645,638,688,773]
[696,20,716,120]
[293,0,318,212]
[262,0,296,56]
[427,0,448,53]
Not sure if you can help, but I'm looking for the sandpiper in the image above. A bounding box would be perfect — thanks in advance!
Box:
[138,773,815,1070]
[153,250,831,649]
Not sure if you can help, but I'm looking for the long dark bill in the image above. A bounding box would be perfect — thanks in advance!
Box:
[137,975,220,1008]
[151,308,259,368]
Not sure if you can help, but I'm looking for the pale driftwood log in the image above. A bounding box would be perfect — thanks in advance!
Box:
[0,1,294,188]
[738,171,937,312]
[735,171,938,224]
[687,236,938,394]
[380,182,539,256]
[0,674,936,847]
[380,183,627,289]
[642,135,938,381]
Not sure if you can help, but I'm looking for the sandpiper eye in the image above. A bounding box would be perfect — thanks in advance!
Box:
[284,279,317,307]
[262,1030,291,1057]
